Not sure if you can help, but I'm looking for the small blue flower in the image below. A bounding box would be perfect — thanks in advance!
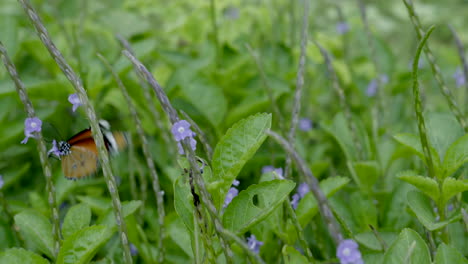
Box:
[232,179,240,187]
[223,6,239,20]
[247,234,264,254]
[177,136,197,155]
[337,239,364,264]
[68,93,82,112]
[261,166,283,178]
[0,175,4,190]
[21,117,42,144]
[261,165,274,174]
[130,243,138,256]
[336,22,350,34]
[223,187,239,208]
[299,118,313,132]
[366,79,378,97]
[291,193,300,209]
[171,120,193,142]
[297,183,310,198]
[453,68,466,88]
[47,140,63,158]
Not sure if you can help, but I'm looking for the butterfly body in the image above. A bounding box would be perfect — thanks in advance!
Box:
[57,121,127,179]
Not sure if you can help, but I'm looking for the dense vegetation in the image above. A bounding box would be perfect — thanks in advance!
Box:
[0,0,467,263]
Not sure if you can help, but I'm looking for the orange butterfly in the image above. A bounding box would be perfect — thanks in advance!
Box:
[51,120,127,179]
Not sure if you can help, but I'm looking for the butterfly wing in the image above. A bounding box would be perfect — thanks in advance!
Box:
[61,139,99,179]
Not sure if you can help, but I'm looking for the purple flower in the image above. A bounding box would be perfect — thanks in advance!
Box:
[366,79,378,97]
[297,183,310,198]
[0,175,4,190]
[261,165,274,174]
[337,239,364,264]
[177,136,197,155]
[21,117,42,144]
[68,93,82,112]
[380,74,389,84]
[247,234,264,254]
[291,193,300,209]
[261,166,283,178]
[47,140,63,158]
[232,180,240,186]
[453,68,466,88]
[223,187,239,208]
[223,6,239,20]
[171,120,193,141]
[130,243,138,256]
[336,22,350,34]
[299,118,313,132]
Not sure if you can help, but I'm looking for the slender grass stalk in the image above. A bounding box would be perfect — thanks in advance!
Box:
[245,44,285,131]
[122,50,236,261]
[209,0,220,64]
[357,0,385,112]
[285,0,310,178]
[127,137,138,202]
[411,26,436,179]
[180,110,213,160]
[402,0,467,132]
[284,200,314,262]
[448,25,468,113]
[313,41,364,160]
[0,42,61,256]
[412,28,450,244]
[220,229,266,264]
[16,1,133,262]
[188,171,216,263]
[98,54,166,262]
[136,163,148,223]
[369,225,387,251]
[267,130,343,244]
[116,35,175,158]
[289,0,296,47]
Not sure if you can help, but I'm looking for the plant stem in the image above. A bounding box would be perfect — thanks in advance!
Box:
[98,54,166,262]
[17,1,133,262]
[402,0,467,132]
[448,25,468,114]
[0,41,61,256]
[267,130,343,245]
[285,0,310,178]
[284,200,315,262]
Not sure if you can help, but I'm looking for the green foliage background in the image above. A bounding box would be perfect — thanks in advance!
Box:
[0,0,467,263]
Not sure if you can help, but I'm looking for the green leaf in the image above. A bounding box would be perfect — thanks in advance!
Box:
[426,112,464,162]
[296,176,350,227]
[56,226,113,264]
[355,231,398,251]
[212,113,272,210]
[282,245,308,264]
[441,178,468,205]
[62,204,92,239]
[167,217,194,258]
[222,180,295,233]
[14,210,54,259]
[0,248,49,264]
[96,201,142,229]
[393,133,441,172]
[180,79,227,127]
[173,176,195,233]
[350,161,379,192]
[406,191,461,231]
[442,133,468,178]
[383,228,431,264]
[435,243,468,264]
[397,170,439,202]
